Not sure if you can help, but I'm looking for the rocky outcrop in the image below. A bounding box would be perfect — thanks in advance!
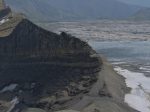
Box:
[0,5,138,112]
[0,14,101,112]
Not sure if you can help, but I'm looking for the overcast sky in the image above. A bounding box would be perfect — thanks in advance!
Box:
[118,0,150,7]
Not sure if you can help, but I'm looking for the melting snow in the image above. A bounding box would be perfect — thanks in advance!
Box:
[114,67,150,112]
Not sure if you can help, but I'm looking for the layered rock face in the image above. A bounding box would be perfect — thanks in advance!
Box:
[0,14,101,111]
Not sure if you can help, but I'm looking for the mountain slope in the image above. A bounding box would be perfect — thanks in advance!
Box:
[0,4,139,112]
[118,0,150,7]
[0,15,138,112]
[0,11,102,111]
[130,8,150,20]
[6,0,140,21]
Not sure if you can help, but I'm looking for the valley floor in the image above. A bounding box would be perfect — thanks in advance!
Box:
[38,20,150,41]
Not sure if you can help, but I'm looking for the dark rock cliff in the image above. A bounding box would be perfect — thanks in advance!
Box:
[0,15,102,111]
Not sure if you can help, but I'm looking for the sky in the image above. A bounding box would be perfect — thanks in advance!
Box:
[118,0,150,7]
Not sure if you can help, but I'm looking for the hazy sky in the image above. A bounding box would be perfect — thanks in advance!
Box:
[118,0,150,7]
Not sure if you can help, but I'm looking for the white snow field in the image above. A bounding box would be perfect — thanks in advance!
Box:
[114,67,150,112]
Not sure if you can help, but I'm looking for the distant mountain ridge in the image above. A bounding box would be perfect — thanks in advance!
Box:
[130,8,150,20]
[5,0,140,21]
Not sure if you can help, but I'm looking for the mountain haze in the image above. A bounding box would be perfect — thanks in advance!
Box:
[130,8,150,20]
[118,0,150,7]
[6,0,140,21]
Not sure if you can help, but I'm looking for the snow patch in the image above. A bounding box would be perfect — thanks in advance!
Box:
[114,67,150,112]
[0,18,9,25]
[139,66,150,71]
[7,97,19,112]
[145,71,150,73]
[0,84,18,93]
[112,61,126,65]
